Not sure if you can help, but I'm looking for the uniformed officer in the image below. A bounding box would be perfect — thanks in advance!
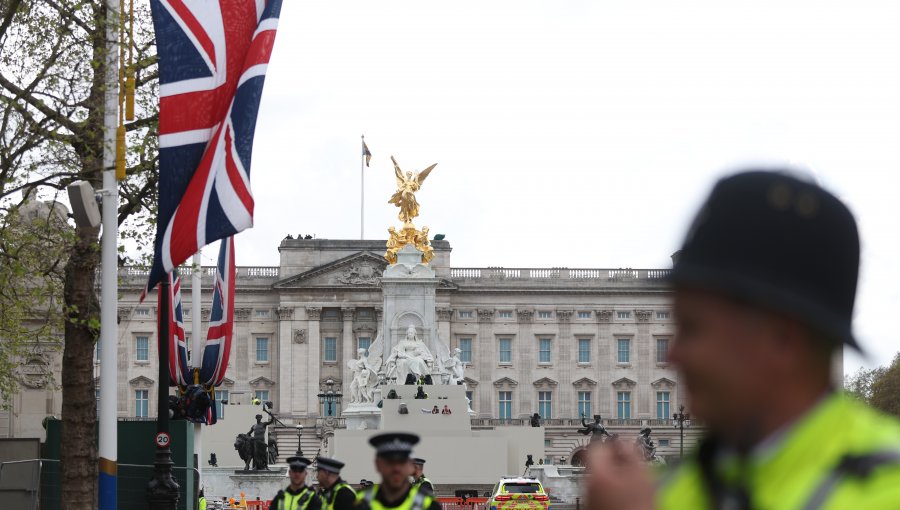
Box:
[269,456,324,510]
[317,456,357,510]
[411,459,433,495]
[585,170,900,510]
[355,432,441,510]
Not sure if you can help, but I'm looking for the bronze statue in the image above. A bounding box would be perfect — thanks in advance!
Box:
[234,433,254,471]
[388,156,437,224]
[635,427,659,462]
[248,412,274,470]
[579,414,611,442]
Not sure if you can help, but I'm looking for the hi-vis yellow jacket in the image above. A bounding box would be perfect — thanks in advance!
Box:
[656,394,900,509]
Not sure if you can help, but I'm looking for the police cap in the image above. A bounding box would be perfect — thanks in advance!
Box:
[412,458,426,466]
[286,456,312,471]
[369,432,419,460]
[670,170,860,349]
[316,456,345,474]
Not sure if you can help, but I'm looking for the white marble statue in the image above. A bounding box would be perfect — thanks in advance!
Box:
[443,347,465,386]
[386,325,434,381]
[347,348,377,403]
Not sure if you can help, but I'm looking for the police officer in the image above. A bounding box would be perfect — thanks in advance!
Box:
[317,456,357,510]
[270,456,323,510]
[355,433,441,510]
[411,458,433,495]
[584,171,900,509]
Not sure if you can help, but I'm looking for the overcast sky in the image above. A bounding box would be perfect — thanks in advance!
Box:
[221,1,900,373]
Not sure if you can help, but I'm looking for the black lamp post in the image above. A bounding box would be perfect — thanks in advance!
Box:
[317,378,343,417]
[672,405,691,458]
[147,279,179,509]
[295,424,304,456]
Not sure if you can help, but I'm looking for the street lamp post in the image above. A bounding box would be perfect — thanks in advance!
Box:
[295,425,304,457]
[317,379,343,417]
[672,405,691,458]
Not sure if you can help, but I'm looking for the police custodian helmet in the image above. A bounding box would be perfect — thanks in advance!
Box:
[669,170,860,349]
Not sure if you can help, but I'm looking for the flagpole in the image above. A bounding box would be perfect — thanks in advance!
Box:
[98,0,120,506]
[359,135,366,241]
[191,251,203,510]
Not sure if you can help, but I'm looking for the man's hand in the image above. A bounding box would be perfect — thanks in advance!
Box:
[583,440,656,510]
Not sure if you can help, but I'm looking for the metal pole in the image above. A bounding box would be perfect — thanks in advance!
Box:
[98,0,120,505]
[359,135,366,241]
[191,252,202,510]
[147,279,180,509]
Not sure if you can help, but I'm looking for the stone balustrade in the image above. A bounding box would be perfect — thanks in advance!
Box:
[449,267,671,281]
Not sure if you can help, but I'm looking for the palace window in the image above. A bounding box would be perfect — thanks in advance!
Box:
[135,307,150,317]
[537,311,553,320]
[254,390,269,403]
[498,310,513,319]
[459,338,472,363]
[499,338,512,364]
[616,311,631,320]
[656,311,670,320]
[135,336,149,361]
[256,337,269,362]
[255,309,270,318]
[539,338,552,364]
[656,338,670,363]
[324,337,337,362]
[657,391,671,419]
[538,391,552,419]
[617,391,631,419]
[577,391,592,417]
[358,337,371,356]
[135,390,149,418]
[499,391,513,419]
[216,390,229,419]
[577,311,592,319]
[459,311,473,319]
[617,339,631,363]
[578,338,591,363]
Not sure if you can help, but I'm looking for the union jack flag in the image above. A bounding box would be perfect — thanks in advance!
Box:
[158,270,192,386]
[145,0,283,293]
[199,237,235,387]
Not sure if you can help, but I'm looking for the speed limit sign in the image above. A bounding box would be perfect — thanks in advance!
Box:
[155,432,171,448]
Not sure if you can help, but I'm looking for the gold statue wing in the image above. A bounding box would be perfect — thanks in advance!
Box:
[416,163,437,186]
[391,156,405,188]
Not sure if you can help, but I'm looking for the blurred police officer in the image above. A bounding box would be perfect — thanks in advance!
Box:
[355,433,441,510]
[270,457,323,510]
[317,456,356,510]
[411,458,433,495]
[585,170,900,509]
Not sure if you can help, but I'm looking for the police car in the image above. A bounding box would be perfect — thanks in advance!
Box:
[486,477,550,510]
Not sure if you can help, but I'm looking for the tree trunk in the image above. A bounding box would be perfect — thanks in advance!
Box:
[60,224,101,509]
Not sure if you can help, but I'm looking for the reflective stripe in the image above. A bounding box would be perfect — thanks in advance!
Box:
[801,451,900,510]
[358,485,432,510]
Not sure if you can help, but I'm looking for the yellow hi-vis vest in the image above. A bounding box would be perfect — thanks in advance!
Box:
[356,485,433,510]
[325,482,356,510]
[276,487,317,510]
[656,394,900,510]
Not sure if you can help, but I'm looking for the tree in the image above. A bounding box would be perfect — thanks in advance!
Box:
[870,353,900,417]
[844,353,900,418]
[0,0,159,506]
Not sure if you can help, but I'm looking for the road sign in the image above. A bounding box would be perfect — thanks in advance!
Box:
[155,431,171,448]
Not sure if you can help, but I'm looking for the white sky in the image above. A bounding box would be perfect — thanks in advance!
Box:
[228,1,900,373]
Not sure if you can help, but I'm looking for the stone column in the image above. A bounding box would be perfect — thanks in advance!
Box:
[276,306,293,414]
[341,307,355,389]
[516,309,534,417]
[595,310,613,416]
[635,310,653,418]
[436,307,452,352]
[306,307,322,416]
[477,309,494,417]
[556,310,574,417]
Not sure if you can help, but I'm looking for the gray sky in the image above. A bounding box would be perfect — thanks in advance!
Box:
[227,1,900,373]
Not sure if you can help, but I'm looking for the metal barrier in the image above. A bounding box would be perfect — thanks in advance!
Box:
[0,458,46,510]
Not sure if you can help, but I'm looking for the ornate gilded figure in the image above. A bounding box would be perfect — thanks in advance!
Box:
[388,156,437,224]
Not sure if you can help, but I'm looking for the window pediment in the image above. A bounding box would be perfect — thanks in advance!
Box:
[249,376,275,387]
[129,375,154,387]
[532,377,558,388]
[611,377,636,389]
[572,377,598,388]
[651,377,676,389]
[493,377,518,388]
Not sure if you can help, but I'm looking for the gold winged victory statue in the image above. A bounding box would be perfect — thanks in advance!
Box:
[384,156,437,265]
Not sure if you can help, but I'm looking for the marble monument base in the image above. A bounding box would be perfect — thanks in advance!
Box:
[201,466,287,501]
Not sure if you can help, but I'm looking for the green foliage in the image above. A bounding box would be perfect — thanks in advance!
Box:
[844,353,900,417]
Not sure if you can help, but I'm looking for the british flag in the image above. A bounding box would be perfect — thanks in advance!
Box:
[199,237,235,387]
[158,270,192,386]
[146,0,283,293]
